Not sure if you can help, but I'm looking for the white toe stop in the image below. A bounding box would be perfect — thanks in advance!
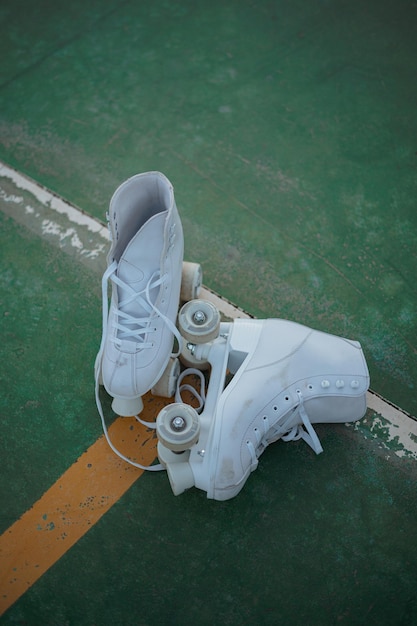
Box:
[112,395,144,417]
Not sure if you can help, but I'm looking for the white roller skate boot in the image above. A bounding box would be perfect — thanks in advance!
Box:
[156,303,370,500]
[95,171,184,418]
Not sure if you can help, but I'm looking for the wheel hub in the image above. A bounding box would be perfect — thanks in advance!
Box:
[192,310,206,325]
[171,416,186,431]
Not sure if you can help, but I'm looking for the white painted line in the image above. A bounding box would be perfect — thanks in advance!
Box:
[1,160,416,448]
[365,391,417,459]
[200,286,251,320]
[0,162,109,239]
[0,161,108,264]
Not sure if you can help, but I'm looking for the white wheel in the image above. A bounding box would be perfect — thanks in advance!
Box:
[156,403,200,452]
[179,341,210,370]
[166,461,195,495]
[151,357,180,397]
[157,442,194,495]
[178,299,220,344]
[157,441,190,466]
[181,262,202,301]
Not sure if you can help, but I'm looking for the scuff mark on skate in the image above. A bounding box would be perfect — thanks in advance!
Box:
[218,457,235,483]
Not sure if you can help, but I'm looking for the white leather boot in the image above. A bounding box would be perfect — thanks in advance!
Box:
[95,171,184,417]
[156,303,370,500]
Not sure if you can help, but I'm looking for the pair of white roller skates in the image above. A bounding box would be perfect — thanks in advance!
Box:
[95,172,370,500]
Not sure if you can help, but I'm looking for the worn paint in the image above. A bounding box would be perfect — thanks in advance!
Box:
[351,392,417,460]
[0,163,108,271]
[0,163,107,236]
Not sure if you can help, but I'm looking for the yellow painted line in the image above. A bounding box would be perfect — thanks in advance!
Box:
[0,395,167,616]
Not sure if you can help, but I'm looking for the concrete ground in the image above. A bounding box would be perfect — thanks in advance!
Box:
[1,1,417,624]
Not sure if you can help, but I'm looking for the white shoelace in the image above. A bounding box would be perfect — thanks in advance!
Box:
[281,392,323,454]
[94,378,164,471]
[102,260,183,349]
[246,391,323,463]
[175,368,206,413]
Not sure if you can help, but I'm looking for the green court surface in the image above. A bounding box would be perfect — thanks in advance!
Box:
[1,1,416,624]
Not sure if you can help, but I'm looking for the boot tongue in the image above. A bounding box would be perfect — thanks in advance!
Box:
[117,211,166,323]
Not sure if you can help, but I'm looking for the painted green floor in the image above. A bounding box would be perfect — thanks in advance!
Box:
[1,0,417,624]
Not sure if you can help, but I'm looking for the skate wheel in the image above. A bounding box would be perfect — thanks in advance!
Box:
[112,395,144,417]
[156,403,200,452]
[179,341,210,370]
[151,357,180,398]
[178,299,220,344]
[167,460,195,495]
[157,440,190,467]
[181,262,202,301]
